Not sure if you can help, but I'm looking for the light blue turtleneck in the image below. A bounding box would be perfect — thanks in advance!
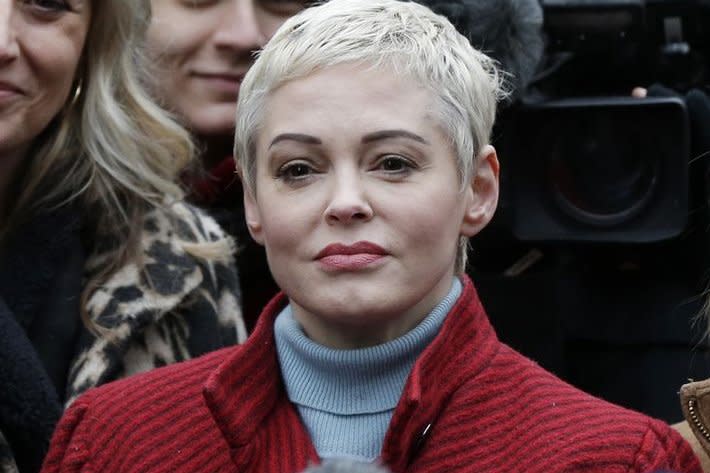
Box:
[274,278,462,462]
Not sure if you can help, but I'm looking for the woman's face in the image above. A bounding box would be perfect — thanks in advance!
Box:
[0,0,90,161]
[147,0,307,138]
[244,64,499,348]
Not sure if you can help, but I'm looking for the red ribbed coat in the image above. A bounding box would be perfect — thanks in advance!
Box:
[42,276,701,473]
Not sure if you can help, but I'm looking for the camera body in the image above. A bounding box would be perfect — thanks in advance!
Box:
[500,0,709,243]
[505,96,689,242]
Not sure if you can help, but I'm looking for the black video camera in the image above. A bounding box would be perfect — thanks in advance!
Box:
[500,0,710,243]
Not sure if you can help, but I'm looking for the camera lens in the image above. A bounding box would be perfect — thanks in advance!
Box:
[545,112,659,226]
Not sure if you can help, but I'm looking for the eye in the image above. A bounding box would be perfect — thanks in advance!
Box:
[21,0,71,12]
[276,161,316,183]
[375,155,416,175]
[180,0,219,8]
[260,0,310,16]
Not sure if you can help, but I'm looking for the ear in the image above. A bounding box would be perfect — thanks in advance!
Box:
[460,145,500,237]
[237,165,265,246]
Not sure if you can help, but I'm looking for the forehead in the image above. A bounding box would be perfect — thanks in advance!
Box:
[258,63,439,139]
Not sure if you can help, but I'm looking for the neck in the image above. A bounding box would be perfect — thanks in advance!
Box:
[198,134,234,169]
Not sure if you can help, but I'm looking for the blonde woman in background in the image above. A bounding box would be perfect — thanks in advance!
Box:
[0,1,245,472]
[145,0,310,329]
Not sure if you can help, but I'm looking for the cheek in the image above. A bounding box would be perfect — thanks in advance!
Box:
[258,196,299,244]
[25,43,82,123]
[146,29,189,70]
[257,191,321,253]
[261,209,308,251]
[260,16,290,39]
[146,9,206,67]
[145,32,193,108]
[389,190,464,249]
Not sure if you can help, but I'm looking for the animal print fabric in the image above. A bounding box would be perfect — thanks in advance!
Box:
[0,202,246,472]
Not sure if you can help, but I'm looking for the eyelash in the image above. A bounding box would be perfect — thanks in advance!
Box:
[181,0,218,8]
[275,154,417,186]
[373,155,417,176]
[260,1,310,16]
[22,0,72,13]
[276,161,316,184]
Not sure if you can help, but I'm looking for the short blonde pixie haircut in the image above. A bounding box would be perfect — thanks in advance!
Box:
[234,0,507,273]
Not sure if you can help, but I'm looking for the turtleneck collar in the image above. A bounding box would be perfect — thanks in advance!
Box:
[274,278,462,415]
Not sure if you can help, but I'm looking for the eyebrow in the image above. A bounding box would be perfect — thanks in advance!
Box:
[269,133,323,149]
[361,129,430,145]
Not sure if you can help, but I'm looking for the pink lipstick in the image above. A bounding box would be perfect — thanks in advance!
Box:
[315,241,388,271]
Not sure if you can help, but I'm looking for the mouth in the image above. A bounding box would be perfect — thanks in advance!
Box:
[191,71,245,95]
[193,71,245,81]
[0,80,24,98]
[316,241,388,258]
[315,241,389,271]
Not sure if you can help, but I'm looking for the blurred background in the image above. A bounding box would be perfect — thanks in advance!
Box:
[423,0,710,422]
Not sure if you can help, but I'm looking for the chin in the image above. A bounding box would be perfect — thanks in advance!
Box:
[188,109,236,138]
[306,292,410,322]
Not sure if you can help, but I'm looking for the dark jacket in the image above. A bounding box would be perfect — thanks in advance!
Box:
[0,201,246,473]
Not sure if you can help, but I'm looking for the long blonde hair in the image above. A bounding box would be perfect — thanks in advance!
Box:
[3,1,202,329]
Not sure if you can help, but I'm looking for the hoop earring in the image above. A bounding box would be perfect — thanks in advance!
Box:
[70,80,83,106]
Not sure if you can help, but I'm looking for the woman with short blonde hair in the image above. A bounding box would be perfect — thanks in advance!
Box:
[41,1,701,472]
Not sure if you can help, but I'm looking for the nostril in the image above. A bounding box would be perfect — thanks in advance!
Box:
[324,205,373,224]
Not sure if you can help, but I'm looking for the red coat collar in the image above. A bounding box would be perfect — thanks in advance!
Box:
[380,276,498,471]
[202,275,497,471]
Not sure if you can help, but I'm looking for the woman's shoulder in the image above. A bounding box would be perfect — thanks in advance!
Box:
[85,200,240,313]
[43,348,238,473]
[443,342,700,470]
[677,379,710,471]
[67,200,245,403]
[85,200,235,274]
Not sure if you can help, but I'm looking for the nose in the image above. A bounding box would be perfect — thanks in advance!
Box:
[324,170,374,225]
[213,0,267,54]
[0,1,19,64]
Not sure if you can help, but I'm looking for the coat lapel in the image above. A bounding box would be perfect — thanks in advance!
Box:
[381,276,499,473]
[204,276,495,473]
[203,293,318,472]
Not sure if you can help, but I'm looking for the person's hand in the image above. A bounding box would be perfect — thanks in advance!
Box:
[631,87,648,98]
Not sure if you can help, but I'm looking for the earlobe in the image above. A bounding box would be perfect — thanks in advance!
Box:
[460,145,500,237]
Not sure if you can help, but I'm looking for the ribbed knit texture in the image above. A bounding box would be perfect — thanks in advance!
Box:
[41,277,703,473]
[274,279,462,461]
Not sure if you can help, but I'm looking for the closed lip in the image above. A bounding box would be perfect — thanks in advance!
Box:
[191,71,245,82]
[0,80,24,95]
[315,241,388,259]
